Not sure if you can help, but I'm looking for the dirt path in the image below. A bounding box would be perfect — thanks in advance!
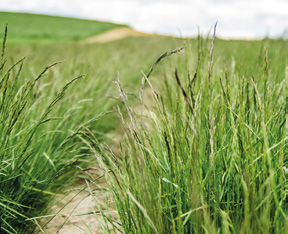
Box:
[82,27,164,44]
[42,27,167,233]
[43,174,118,233]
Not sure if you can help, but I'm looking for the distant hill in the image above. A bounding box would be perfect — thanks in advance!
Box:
[0,12,127,45]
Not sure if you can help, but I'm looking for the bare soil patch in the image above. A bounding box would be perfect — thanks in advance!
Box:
[82,27,165,44]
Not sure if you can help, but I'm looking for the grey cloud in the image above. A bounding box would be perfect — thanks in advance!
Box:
[255,13,288,21]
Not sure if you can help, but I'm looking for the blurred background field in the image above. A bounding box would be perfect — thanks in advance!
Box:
[0,12,126,44]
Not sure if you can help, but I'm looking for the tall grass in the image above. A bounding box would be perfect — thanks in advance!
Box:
[0,25,92,233]
[93,32,287,233]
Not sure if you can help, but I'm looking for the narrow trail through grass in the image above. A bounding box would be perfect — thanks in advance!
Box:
[42,46,184,233]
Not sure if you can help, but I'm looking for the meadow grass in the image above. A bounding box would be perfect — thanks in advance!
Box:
[91,33,287,233]
[0,19,287,232]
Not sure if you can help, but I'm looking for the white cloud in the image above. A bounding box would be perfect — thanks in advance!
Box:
[0,0,287,38]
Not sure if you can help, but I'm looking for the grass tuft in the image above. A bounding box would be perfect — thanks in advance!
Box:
[90,32,287,233]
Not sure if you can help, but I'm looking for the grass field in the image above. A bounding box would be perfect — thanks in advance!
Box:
[0,12,126,45]
[0,13,287,233]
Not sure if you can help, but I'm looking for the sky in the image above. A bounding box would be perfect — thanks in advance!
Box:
[0,0,288,39]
